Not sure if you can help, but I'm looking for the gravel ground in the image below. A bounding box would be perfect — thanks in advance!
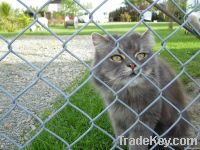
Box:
[0,35,199,149]
[0,35,95,149]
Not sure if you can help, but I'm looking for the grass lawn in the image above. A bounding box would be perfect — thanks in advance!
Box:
[2,22,198,149]
[27,72,115,150]
[0,22,161,37]
[1,22,199,81]
[0,22,188,37]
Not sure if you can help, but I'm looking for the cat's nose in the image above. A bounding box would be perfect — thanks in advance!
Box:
[128,63,136,71]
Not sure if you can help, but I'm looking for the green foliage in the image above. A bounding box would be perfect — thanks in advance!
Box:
[0,2,12,17]
[52,11,65,18]
[120,12,132,22]
[0,17,17,32]
[109,7,138,22]
[156,12,165,22]
[113,0,150,22]
[0,2,16,32]
[7,22,198,149]
[0,2,31,32]
[17,13,32,28]
[124,0,149,9]
[61,0,79,16]
[28,72,114,149]
[166,0,187,29]
[124,0,187,23]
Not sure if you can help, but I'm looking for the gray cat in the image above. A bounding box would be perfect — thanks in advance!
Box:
[91,30,189,150]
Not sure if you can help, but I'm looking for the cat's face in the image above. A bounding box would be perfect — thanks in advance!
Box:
[92,31,157,89]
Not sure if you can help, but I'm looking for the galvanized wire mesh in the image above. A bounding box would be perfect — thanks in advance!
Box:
[0,0,199,149]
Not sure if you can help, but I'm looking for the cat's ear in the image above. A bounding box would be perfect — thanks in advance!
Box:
[92,32,108,46]
[141,30,155,49]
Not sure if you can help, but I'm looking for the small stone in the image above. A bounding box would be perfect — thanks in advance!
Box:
[0,109,3,113]
[1,144,4,149]
[4,123,12,129]
[26,115,32,123]
[30,125,36,130]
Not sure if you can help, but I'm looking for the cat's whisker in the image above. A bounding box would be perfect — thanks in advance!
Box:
[92,31,190,150]
[145,74,161,87]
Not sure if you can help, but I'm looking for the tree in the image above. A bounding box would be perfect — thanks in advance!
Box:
[123,0,153,21]
[61,0,79,16]
[124,0,149,10]
[166,0,187,29]
[166,0,175,29]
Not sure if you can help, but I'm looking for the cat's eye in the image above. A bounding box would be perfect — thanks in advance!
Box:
[110,54,124,63]
[135,52,148,61]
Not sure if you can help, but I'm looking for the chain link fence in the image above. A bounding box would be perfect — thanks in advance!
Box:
[0,0,200,149]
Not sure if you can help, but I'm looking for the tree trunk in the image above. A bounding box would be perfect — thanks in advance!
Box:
[168,19,173,29]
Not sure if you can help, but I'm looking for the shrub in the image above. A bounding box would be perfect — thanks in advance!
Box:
[109,7,138,22]
[17,13,32,28]
[120,12,132,22]
[157,12,165,22]
[109,7,126,22]
[53,11,65,18]
[0,17,18,32]
[0,2,31,32]
[0,2,12,17]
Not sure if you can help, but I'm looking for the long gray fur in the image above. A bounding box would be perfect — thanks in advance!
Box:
[92,31,189,150]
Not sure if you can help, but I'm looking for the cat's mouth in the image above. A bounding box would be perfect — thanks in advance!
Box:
[130,71,137,76]
[129,67,139,77]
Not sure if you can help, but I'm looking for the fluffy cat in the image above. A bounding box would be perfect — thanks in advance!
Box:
[91,30,189,150]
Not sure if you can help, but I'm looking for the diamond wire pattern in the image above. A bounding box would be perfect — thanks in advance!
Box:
[0,0,199,149]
